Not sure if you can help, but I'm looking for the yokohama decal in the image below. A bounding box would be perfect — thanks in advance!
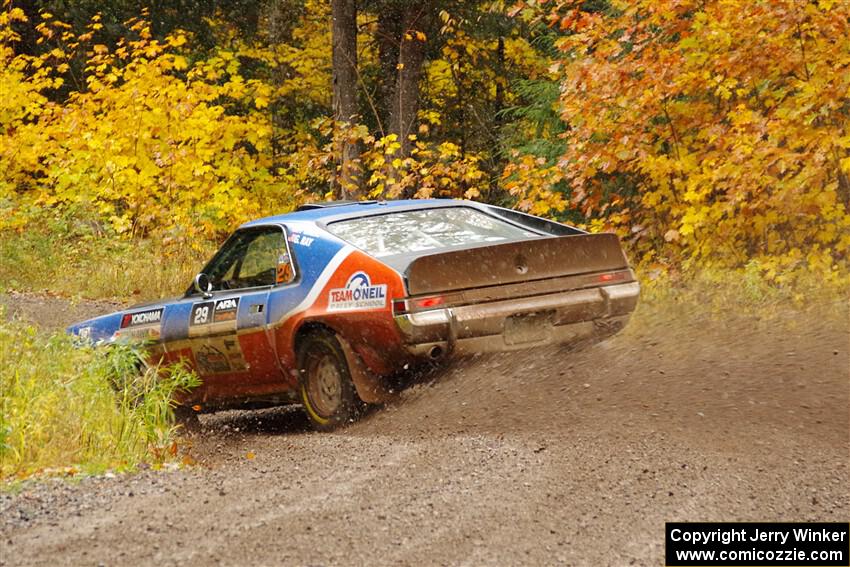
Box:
[116,307,164,339]
[121,308,163,328]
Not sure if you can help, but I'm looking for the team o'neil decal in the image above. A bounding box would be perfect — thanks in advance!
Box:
[328,272,387,312]
[116,307,164,339]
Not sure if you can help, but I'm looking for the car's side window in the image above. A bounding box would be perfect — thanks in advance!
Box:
[202,226,292,292]
[239,231,283,287]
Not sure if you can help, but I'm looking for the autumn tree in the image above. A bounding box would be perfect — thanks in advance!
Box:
[332,0,360,196]
[508,0,850,283]
[0,4,648,247]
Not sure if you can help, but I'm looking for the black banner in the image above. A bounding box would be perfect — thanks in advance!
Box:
[666,522,849,566]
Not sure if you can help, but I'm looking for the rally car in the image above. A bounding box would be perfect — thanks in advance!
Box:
[68,200,640,429]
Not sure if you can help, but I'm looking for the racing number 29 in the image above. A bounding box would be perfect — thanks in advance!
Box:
[194,306,210,325]
[192,302,214,326]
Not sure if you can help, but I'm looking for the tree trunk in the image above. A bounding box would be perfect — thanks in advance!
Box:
[836,149,850,209]
[494,35,505,132]
[488,35,506,201]
[388,4,429,160]
[376,8,402,136]
[332,0,360,198]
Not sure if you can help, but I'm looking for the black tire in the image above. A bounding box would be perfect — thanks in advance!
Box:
[296,330,361,431]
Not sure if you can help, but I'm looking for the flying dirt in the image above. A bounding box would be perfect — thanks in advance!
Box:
[1,292,848,566]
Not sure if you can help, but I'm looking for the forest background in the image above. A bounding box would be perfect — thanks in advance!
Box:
[1,0,848,301]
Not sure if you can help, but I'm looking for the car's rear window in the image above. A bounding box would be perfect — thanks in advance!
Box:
[326,207,539,257]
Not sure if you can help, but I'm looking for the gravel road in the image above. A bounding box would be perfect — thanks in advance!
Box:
[1,295,848,566]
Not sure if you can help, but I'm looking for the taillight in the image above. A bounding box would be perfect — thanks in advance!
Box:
[413,296,445,309]
[598,271,630,283]
[392,295,446,315]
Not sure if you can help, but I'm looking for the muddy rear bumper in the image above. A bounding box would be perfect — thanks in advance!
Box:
[393,281,639,357]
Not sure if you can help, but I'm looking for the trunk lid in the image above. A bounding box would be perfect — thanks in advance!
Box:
[404,233,631,296]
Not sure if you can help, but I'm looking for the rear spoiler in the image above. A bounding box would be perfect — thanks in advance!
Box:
[405,233,631,296]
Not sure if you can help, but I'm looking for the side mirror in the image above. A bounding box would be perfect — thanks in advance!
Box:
[193,273,213,298]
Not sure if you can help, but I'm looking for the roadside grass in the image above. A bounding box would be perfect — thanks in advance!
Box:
[637,262,849,322]
[0,318,200,482]
[0,223,215,302]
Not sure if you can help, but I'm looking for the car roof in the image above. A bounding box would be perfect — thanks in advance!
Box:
[240,198,478,228]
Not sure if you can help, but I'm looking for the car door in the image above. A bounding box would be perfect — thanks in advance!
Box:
[181,225,291,401]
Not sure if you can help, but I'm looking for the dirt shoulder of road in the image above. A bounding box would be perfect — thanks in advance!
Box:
[0,290,123,331]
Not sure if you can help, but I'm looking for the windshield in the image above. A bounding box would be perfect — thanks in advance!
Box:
[327,207,539,258]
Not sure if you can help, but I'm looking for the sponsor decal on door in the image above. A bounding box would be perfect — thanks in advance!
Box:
[193,336,248,374]
[189,298,241,337]
[115,307,164,340]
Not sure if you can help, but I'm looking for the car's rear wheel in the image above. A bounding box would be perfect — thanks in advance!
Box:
[297,330,362,431]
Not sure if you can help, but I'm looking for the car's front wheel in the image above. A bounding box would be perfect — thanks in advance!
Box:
[296,330,362,431]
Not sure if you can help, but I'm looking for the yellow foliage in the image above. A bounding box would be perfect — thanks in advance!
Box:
[0,14,292,239]
[324,122,489,201]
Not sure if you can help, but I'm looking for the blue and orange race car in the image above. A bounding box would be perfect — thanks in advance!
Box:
[68,200,640,429]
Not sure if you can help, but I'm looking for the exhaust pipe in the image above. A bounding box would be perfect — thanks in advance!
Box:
[428,345,444,360]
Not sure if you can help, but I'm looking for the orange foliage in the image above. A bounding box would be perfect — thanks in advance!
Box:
[510,0,850,283]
